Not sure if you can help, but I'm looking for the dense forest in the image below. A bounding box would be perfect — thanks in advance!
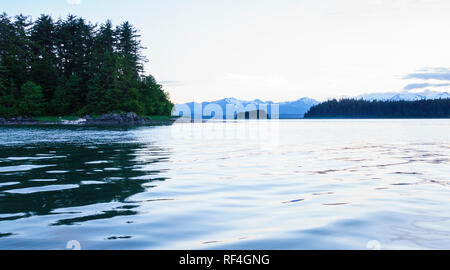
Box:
[304,98,450,118]
[0,13,173,118]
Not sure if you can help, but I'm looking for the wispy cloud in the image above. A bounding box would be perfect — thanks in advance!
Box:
[225,73,288,86]
[368,0,443,6]
[67,0,81,5]
[158,80,183,86]
[403,82,450,90]
[367,0,383,5]
[403,67,450,81]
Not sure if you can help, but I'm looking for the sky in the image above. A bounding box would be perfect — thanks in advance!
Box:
[3,0,450,103]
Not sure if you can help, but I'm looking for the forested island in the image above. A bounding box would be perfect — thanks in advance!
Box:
[304,98,450,118]
[0,13,173,123]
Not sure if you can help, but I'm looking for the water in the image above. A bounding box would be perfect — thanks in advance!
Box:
[0,119,449,250]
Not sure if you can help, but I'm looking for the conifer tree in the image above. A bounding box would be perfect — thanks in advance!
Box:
[0,13,174,118]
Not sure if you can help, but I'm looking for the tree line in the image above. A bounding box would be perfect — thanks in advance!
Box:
[304,98,450,118]
[0,13,173,118]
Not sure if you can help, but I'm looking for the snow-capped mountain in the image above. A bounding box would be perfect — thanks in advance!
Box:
[357,90,450,101]
[173,91,449,119]
[277,98,319,118]
[435,92,450,99]
[173,97,319,119]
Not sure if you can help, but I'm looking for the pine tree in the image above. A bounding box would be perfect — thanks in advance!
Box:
[0,64,16,117]
[85,21,118,114]
[30,15,58,105]
[0,13,174,118]
[50,84,70,116]
[17,81,44,116]
[2,15,32,99]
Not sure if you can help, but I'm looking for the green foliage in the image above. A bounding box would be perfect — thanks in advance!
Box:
[0,13,173,118]
[64,74,84,112]
[17,81,44,116]
[139,75,174,116]
[51,85,70,116]
[0,65,15,117]
[304,98,450,118]
[0,97,16,117]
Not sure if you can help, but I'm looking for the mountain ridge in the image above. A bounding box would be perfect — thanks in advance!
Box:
[174,97,319,119]
[173,90,450,119]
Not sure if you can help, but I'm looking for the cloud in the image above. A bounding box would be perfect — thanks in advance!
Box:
[367,0,383,5]
[158,80,183,86]
[403,82,450,90]
[403,67,450,81]
[225,73,288,86]
[67,0,81,5]
[367,0,442,6]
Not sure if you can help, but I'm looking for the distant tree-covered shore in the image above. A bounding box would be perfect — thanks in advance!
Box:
[304,98,450,118]
[0,13,173,118]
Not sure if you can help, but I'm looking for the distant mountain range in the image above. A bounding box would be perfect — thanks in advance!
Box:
[173,97,318,119]
[173,90,450,119]
[356,90,450,101]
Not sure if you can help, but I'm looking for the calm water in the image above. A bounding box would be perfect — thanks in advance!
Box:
[0,119,449,250]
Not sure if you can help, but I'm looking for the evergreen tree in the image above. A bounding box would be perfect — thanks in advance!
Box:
[304,98,450,118]
[51,84,70,116]
[115,21,145,80]
[62,74,83,114]
[0,13,14,61]
[0,64,16,117]
[84,21,118,114]
[0,13,174,118]
[3,15,32,99]
[17,81,44,116]
[30,14,58,105]
[140,75,173,116]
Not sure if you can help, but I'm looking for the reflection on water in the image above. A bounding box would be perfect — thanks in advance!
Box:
[0,144,162,221]
[0,126,173,248]
[0,120,450,249]
[0,142,170,226]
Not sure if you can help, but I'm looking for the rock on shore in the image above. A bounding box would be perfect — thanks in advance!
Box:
[0,116,40,125]
[0,113,177,126]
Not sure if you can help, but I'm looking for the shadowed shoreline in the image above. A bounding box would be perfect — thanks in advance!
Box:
[0,113,178,126]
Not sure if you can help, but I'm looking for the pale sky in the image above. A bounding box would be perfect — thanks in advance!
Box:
[3,0,450,103]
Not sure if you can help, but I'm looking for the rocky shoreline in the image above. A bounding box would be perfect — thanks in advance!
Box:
[0,112,178,126]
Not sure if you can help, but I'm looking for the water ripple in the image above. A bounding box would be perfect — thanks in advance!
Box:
[0,120,449,249]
